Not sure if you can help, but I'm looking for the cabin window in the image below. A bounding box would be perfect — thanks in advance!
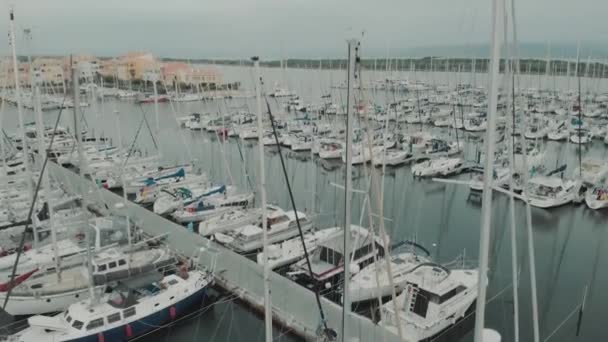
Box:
[107,313,121,324]
[352,244,373,261]
[98,264,107,272]
[72,320,84,330]
[109,261,117,269]
[86,318,104,330]
[123,307,136,318]
[439,286,465,304]
[167,279,179,286]
[118,260,126,266]
[412,289,433,318]
[320,247,343,266]
[66,315,72,323]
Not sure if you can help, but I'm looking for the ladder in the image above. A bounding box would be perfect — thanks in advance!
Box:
[408,284,419,312]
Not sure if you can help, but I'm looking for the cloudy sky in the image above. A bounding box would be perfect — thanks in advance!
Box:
[0,0,606,59]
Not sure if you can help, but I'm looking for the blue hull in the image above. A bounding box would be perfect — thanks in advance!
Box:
[69,287,207,342]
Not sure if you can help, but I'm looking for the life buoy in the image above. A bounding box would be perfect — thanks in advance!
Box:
[170,306,176,320]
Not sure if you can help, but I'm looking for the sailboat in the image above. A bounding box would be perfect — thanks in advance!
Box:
[525,176,582,208]
[255,227,341,270]
[0,245,174,316]
[214,205,312,253]
[9,269,212,341]
[289,225,387,291]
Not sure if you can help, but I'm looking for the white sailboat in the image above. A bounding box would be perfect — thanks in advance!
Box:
[255,227,340,270]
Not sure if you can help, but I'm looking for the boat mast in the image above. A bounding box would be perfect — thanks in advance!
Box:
[341,38,357,342]
[510,0,541,339]
[9,8,36,247]
[473,0,502,340]
[72,64,96,304]
[576,43,582,178]
[34,81,62,281]
[252,56,272,342]
[114,109,132,262]
[502,1,518,339]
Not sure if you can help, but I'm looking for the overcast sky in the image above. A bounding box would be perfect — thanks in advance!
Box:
[0,0,607,59]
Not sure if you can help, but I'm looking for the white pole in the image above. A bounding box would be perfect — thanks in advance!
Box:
[253,56,272,342]
[34,85,61,281]
[342,39,358,341]
[152,73,160,136]
[73,66,96,304]
[114,110,132,262]
[9,8,36,247]
[473,0,503,340]
[502,0,519,340]
[509,0,540,339]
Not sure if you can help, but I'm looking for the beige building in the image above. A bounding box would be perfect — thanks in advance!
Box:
[32,57,64,85]
[0,58,31,87]
[161,62,223,87]
[115,52,159,81]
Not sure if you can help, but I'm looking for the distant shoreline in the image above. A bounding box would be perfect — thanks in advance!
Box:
[162,57,608,79]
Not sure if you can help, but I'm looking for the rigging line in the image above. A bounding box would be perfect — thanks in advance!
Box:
[262,96,333,339]
[137,103,159,152]
[120,109,147,171]
[235,138,254,193]
[2,96,66,310]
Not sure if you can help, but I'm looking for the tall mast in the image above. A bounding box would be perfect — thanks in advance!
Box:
[72,65,96,303]
[576,43,582,178]
[503,1,518,339]
[9,8,35,246]
[509,0,540,339]
[473,0,502,340]
[252,56,272,342]
[341,38,358,341]
[114,109,132,261]
[34,83,61,281]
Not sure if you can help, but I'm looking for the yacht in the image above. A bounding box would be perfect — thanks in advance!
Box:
[136,173,208,207]
[573,158,608,186]
[373,149,413,167]
[585,184,608,210]
[526,176,583,208]
[214,206,312,253]
[256,227,341,270]
[289,225,387,291]
[348,246,431,303]
[123,165,192,195]
[380,264,478,341]
[171,188,254,223]
[0,217,129,281]
[569,128,592,144]
[318,141,343,160]
[412,157,463,178]
[198,207,262,236]
[0,247,174,316]
[152,182,225,216]
[10,269,212,342]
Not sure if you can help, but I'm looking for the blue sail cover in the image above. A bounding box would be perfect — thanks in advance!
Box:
[144,168,186,186]
[202,185,226,197]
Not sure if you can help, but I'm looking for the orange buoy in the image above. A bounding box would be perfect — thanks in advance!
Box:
[98,332,104,342]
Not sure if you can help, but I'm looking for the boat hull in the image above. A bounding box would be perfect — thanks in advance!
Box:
[65,287,206,342]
